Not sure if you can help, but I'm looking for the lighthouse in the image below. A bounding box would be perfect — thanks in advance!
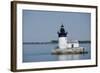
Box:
[57,25,68,49]
[52,25,85,54]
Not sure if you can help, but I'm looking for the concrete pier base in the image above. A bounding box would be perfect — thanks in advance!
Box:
[52,47,87,55]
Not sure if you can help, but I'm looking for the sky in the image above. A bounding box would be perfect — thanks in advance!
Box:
[23,10,91,42]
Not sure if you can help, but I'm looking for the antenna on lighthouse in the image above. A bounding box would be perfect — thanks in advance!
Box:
[61,24,64,27]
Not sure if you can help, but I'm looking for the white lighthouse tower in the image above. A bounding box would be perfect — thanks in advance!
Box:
[57,25,68,49]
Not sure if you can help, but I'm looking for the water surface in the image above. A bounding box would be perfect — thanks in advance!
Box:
[23,43,91,62]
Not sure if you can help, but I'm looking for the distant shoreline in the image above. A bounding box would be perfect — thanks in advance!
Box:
[78,41,91,43]
[23,42,53,44]
[23,40,91,44]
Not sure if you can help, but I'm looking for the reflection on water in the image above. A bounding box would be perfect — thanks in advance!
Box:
[23,43,91,62]
[57,54,80,61]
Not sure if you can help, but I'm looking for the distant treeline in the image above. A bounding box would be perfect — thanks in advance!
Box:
[78,41,91,43]
[23,40,91,44]
[23,42,54,44]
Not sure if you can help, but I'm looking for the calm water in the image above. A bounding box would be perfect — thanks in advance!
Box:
[23,43,91,62]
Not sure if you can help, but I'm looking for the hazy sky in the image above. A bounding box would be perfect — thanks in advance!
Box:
[23,10,91,42]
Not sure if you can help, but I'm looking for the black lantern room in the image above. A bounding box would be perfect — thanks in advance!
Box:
[57,25,68,37]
